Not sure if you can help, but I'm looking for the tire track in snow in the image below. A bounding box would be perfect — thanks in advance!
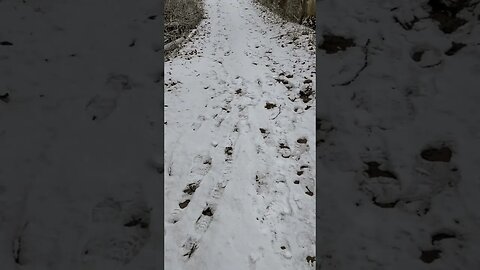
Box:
[180,121,242,261]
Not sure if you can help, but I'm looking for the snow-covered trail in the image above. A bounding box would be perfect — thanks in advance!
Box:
[164,0,315,269]
[316,1,480,269]
[0,0,162,269]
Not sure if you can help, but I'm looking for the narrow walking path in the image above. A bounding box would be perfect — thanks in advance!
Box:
[164,0,316,269]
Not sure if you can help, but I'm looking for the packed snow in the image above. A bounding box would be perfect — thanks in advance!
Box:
[164,0,316,269]
[317,0,480,269]
[0,0,162,269]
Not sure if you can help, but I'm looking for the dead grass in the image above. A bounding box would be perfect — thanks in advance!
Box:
[164,0,204,45]
[256,0,315,28]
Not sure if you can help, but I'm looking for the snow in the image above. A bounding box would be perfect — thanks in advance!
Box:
[0,0,162,269]
[164,0,315,269]
[317,0,480,269]
[3,0,477,268]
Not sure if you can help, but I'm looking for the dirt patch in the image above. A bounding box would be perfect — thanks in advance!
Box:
[124,216,149,229]
[299,86,313,103]
[364,162,397,179]
[445,42,466,55]
[0,92,10,103]
[420,249,441,263]
[221,107,231,113]
[297,137,308,144]
[265,102,277,109]
[411,50,425,62]
[0,41,13,46]
[179,200,190,209]
[225,147,233,156]
[183,182,200,195]
[279,143,290,149]
[421,146,452,162]
[202,207,214,216]
[427,0,472,33]
[318,34,355,54]
[431,231,456,244]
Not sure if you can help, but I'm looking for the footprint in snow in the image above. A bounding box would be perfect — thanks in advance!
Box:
[91,197,151,228]
[194,204,216,233]
[306,255,316,267]
[106,73,132,92]
[273,235,293,259]
[190,154,212,176]
[181,236,199,260]
[81,227,150,266]
[278,142,291,158]
[292,137,310,157]
[254,172,269,195]
[356,160,401,209]
[176,181,201,212]
[225,146,234,162]
[168,155,212,223]
[210,181,227,200]
[192,122,202,131]
[85,94,118,121]
[83,197,151,265]
[399,144,460,216]
[259,128,269,139]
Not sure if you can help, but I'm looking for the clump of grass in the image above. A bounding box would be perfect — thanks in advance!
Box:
[256,0,315,28]
[164,0,204,45]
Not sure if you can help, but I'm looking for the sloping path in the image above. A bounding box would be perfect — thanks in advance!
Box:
[164,0,315,269]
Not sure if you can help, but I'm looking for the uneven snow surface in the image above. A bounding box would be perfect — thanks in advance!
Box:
[164,0,315,269]
[317,0,480,269]
[0,0,162,269]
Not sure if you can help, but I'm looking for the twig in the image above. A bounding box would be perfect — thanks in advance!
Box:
[13,222,29,265]
[270,105,282,120]
[332,39,370,87]
[183,243,198,259]
[164,37,185,52]
[164,28,197,52]
[270,34,285,39]
[393,16,418,30]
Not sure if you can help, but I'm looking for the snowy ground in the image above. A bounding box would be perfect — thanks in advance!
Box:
[164,0,315,269]
[317,0,480,269]
[0,0,162,269]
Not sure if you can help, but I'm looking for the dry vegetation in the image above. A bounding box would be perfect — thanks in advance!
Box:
[164,0,204,45]
[256,0,315,28]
